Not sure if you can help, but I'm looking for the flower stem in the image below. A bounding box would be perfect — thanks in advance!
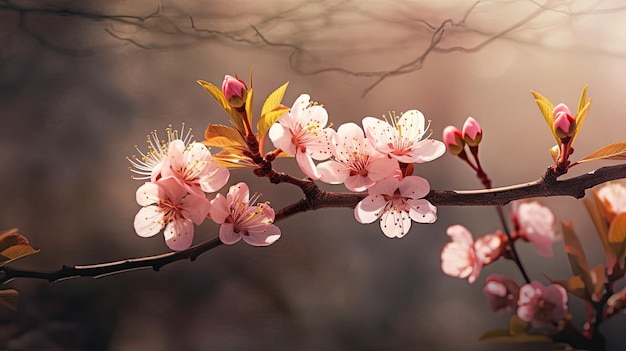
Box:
[496,205,531,284]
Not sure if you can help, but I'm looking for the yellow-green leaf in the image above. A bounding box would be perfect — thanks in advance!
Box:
[0,228,39,267]
[608,212,626,261]
[549,144,560,162]
[197,80,245,133]
[577,84,589,114]
[260,82,289,121]
[571,98,591,146]
[561,221,589,277]
[0,289,19,311]
[577,142,626,164]
[204,124,246,149]
[245,87,254,127]
[258,105,289,140]
[531,90,559,146]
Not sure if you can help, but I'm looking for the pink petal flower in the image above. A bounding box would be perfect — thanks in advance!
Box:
[318,123,399,192]
[517,281,568,328]
[354,176,436,238]
[441,225,481,284]
[362,110,445,164]
[483,274,520,313]
[133,177,211,251]
[161,140,230,195]
[268,94,333,179]
[512,201,556,258]
[210,182,281,247]
[474,232,504,264]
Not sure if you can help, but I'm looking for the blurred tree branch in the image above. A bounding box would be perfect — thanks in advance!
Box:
[2,162,625,284]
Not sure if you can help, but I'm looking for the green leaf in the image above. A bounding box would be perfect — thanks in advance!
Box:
[260,82,289,121]
[197,80,245,133]
[478,317,551,343]
[608,212,626,261]
[245,87,254,127]
[257,81,289,139]
[0,228,39,267]
[577,84,589,113]
[203,124,246,149]
[571,98,591,146]
[577,142,626,163]
[0,289,19,311]
[531,90,559,146]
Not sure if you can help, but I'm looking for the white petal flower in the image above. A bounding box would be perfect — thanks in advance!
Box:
[354,176,435,238]
[362,110,445,164]
[268,94,333,179]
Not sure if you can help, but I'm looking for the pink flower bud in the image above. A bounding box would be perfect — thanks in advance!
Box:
[462,117,482,147]
[552,103,575,139]
[222,75,248,108]
[483,274,520,313]
[442,126,465,155]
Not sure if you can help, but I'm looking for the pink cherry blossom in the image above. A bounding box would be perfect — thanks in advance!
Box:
[441,226,504,284]
[483,274,520,313]
[161,139,230,196]
[362,110,445,164]
[317,122,399,192]
[512,201,556,258]
[597,182,626,215]
[517,281,568,328]
[441,225,482,284]
[461,117,482,146]
[355,176,436,238]
[268,94,333,179]
[134,177,211,251]
[128,124,194,182]
[210,182,281,246]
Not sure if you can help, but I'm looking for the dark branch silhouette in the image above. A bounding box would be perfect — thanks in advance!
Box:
[2,162,625,284]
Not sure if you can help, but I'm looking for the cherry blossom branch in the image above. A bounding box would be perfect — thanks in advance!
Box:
[1,162,625,284]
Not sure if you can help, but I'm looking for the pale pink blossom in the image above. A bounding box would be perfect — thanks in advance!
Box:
[134,177,211,251]
[317,122,399,192]
[268,94,333,179]
[442,126,464,155]
[461,117,482,146]
[441,226,504,284]
[128,124,194,182]
[553,103,575,139]
[483,274,520,313]
[597,182,626,216]
[210,182,281,246]
[441,225,482,284]
[512,201,556,258]
[362,110,446,164]
[355,176,436,238]
[161,139,230,196]
[517,281,568,328]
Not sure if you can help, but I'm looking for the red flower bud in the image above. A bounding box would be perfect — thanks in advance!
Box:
[442,126,465,155]
[462,117,482,147]
[222,75,248,108]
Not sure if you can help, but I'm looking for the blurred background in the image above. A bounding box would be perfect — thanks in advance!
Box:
[1,0,626,350]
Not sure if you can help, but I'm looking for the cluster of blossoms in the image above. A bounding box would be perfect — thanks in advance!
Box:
[129,124,280,250]
[269,93,446,238]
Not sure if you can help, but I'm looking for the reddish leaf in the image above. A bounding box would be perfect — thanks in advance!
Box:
[561,222,589,277]
[0,228,39,267]
[608,213,626,261]
[577,141,626,164]
[0,289,19,311]
[547,274,588,301]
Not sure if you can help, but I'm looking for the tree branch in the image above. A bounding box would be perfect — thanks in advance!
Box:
[2,163,625,284]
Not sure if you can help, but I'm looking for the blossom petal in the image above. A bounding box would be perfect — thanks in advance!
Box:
[135,182,163,207]
[134,206,164,237]
[366,156,399,181]
[367,177,400,197]
[181,193,211,224]
[219,222,241,245]
[409,139,446,163]
[158,177,188,203]
[399,176,431,199]
[209,193,230,224]
[344,174,375,192]
[407,199,437,223]
[398,110,426,140]
[380,209,411,238]
[243,224,282,246]
[317,160,349,184]
[354,194,386,224]
[164,218,194,251]
[199,165,230,193]
[296,150,321,179]
[268,123,297,155]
